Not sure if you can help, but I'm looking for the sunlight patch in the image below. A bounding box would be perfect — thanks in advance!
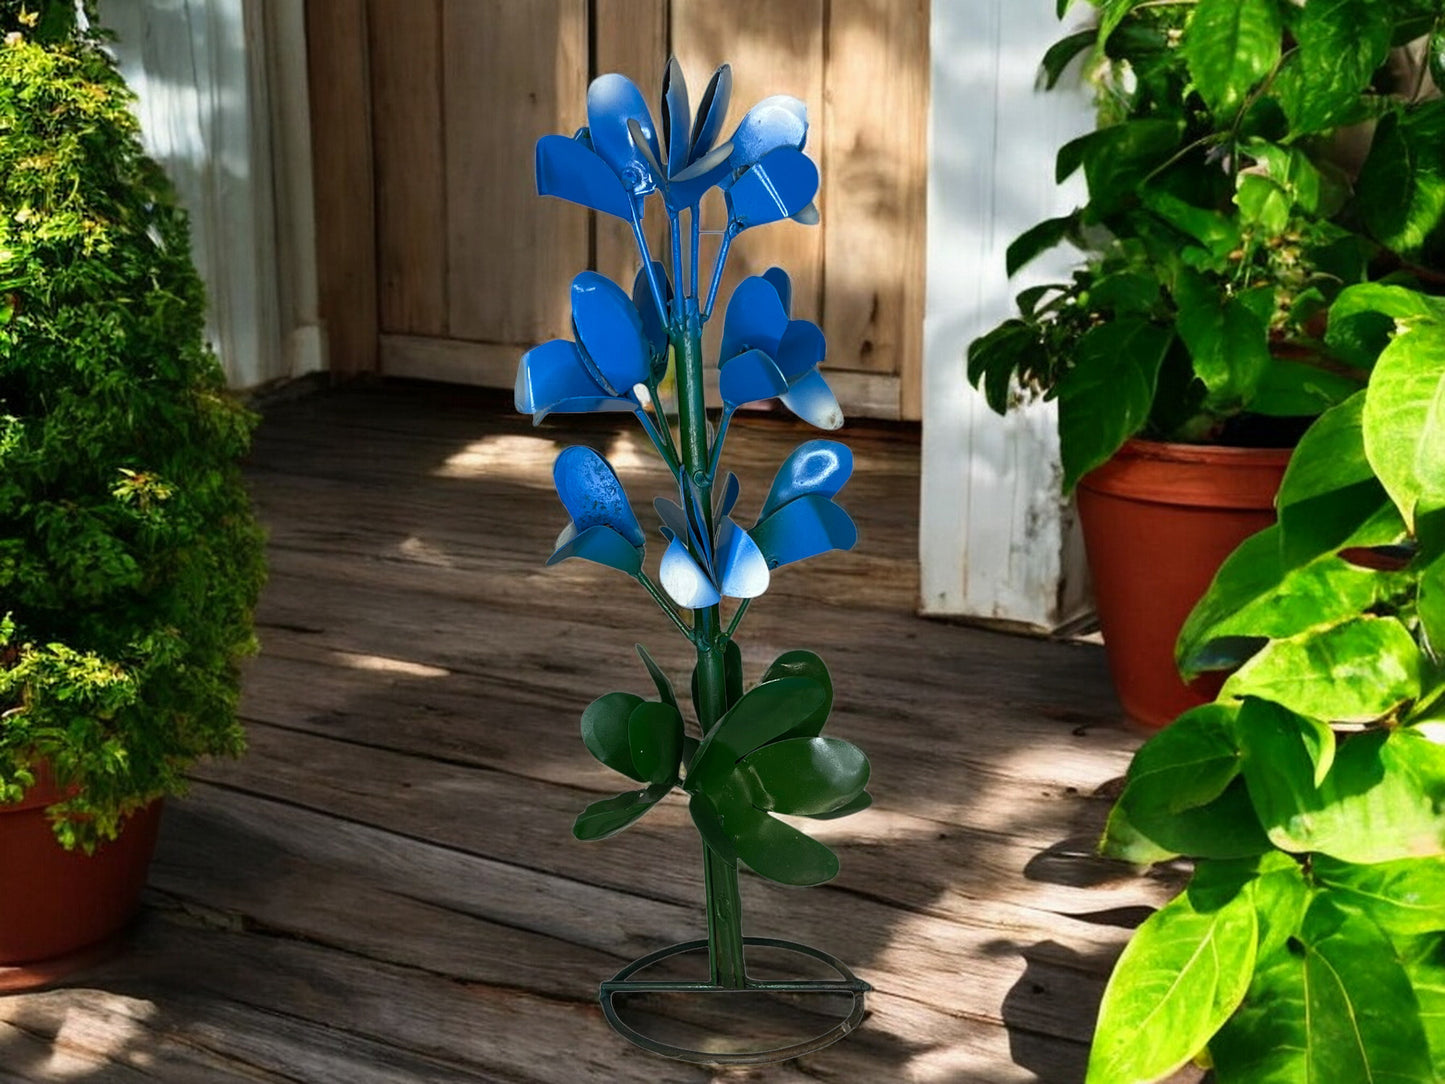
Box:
[432,434,559,479]
[326,649,449,678]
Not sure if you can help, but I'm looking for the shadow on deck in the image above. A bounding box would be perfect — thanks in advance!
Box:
[0,382,1185,1083]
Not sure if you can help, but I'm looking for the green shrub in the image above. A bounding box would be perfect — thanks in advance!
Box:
[0,2,265,849]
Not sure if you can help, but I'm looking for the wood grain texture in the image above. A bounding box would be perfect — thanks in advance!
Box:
[442,0,589,345]
[0,384,1184,1082]
[304,0,378,377]
[369,0,447,336]
[823,0,929,419]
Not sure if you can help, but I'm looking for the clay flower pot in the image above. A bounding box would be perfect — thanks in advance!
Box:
[1076,439,1291,730]
[0,768,163,992]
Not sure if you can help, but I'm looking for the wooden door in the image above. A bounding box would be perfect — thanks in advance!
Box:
[307,0,928,420]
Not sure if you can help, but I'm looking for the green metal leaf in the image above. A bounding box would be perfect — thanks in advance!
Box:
[634,642,679,715]
[1315,855,1445,936]
[1239,702,1445,862]
[685,676,826,793]
[738,736,869,816]
[1211,898,1435,1083]
[693,638,746,720]
[572,783,671,841]
[627,700,684,786]
[1362,320,1445,532]
[1222,616,1423,723]
[806,789,872,820]
[1086,870,1258,1084]
[688,790,738,863]
[1182,0,1281,118]
[1057,317,1173,491]
[712,787,840,886]
[580,691,647,781]
[758,649,833,740]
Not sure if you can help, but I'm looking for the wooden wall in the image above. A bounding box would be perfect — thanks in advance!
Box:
[305,0,929,419]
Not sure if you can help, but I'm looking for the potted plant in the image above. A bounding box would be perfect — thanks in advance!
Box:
[1083,279,1445,1081]
[517,60,873,1063]
[968,0,1444,727]
[0,1,265,987]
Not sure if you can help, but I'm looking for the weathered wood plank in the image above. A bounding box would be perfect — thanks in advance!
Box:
[442,0,589,346]
[368,0,447,337]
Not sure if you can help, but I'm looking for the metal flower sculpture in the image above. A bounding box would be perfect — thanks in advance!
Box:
[520,59,871,1064]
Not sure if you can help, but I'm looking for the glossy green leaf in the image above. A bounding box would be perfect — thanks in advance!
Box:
[1040,30,1096,91]
[685,676,826,793]
[1362,320,1445,532]
[1399,933,1445,1067]
[807,789,872,820]
[1421,552,1445,657]
[1182,0,1281,117]
[1222,616,1423,723]
[1079,121,1183,216]
[714,788,840,886]
[688,791,738,863]
[1057,317,1173,491]
[1174,267,1271,407]
[1315,854,1445,936]
[627,700,683,786]
[1117,703,1242,815]
[690,637,745,724]
[738,736,869,816]
[1005,213,1078,276]
[1104,776,1271,864]
[1212,898,1434,1083]
[573,782,671,840]
[1139,189,1241,256]
[681,734,700,770]
[1240,703,1445,862]
[1357,102,1445,257]
[1096,0,1146,50]
[966,319,1035,416]
[634,642,679,715]
[1234,173,1290,235]
[1250,358,1365,419]
[580,691,647,781]
[758,649,833,740]
[1274,0,1392,136]
[1086,872,1258,1084]
[1240,851,1312,960]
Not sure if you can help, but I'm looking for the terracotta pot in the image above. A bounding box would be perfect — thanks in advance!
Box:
[0,766,162,991]
[1077,439,1292,730]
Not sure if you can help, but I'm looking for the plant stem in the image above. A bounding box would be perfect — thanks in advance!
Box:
[632,403,680,475]
[674,312,747,989]
[635,571,695,642]
[725,598,751,640]
[703,228,736,320]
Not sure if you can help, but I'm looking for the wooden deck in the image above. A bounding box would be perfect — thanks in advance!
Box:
[0,383,1182,1083]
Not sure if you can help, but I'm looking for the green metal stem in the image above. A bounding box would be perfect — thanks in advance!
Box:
[674,316,748,989]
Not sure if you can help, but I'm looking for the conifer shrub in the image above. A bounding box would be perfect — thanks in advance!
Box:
[0,1,265,848]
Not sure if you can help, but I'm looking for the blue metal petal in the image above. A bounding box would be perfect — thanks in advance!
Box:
[688,64,733,164]
[631,261,671,367]
[750,495,857,569]
[776,318,826,380]
[653,497,689,542]
[587,73,661,196]
[547,523,643,575]
[626,118,667,190]
[553,445,646,547]
[761,267,792,317]
[780,368,844,430]
[662,57,691,177]
[760,440,854,520]
[531,396,637,425]
[729,94,808,168]
[535,134,633,220]
[516,339,597,414]
[725,147,819,231]
[715,517,771,599]
[682,481,714,566]
[720,275,789,362]
[661,536,721,609]
[719,348,788,409]
[666,139,734,209]
[570,271,650,394]
[714,472,741,519]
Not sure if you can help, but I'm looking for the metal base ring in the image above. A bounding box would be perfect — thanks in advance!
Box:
[598,936,871,1065]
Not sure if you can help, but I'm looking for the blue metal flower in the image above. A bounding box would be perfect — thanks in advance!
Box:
[719,271,842,429]
[547,446,646,575]
[654,478,770,610]
[750,440,857,569]
[516,271,652,422]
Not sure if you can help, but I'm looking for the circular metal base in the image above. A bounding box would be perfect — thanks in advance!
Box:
[599,936,870,1065]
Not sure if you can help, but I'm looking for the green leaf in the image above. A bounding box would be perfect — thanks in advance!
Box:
[1399,933,1445,1067]
[1139,189,1241,257]
[806,789,872,820]
[634,643,679,715]
[1040,29,1096,90]
[1117,703,1243,815]
[1086,872,1258,1084]
[1096,0,1147,50]
[1080,121,1185,217]
[687,791,738,862]
[1173,266,1271,407]
[1005,213,1079,277]
[581,691,647,782]
[1057,317,1173,491]
[711,785,840,886]
[966,320,1035,415]
[685,676,826,793]
[757,649,834,740]
[1250,359,1365,419]
[1212,898,1435,1083]
[1239,703,1445,862]
[573,783,671,841]
[1234,173,1291,234]
[690,637,745,722]
[1104,776,1272,863]
[1315,855,1445,936]
[1182,0,1282,118]
[1273,0,1392,137]
[1362,320,1445,532]
[1222,616,1423,723]
[1420,551,1445,658]
[627,700,683,786]
[737,736,869,816]
[1357,102,1445,257]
